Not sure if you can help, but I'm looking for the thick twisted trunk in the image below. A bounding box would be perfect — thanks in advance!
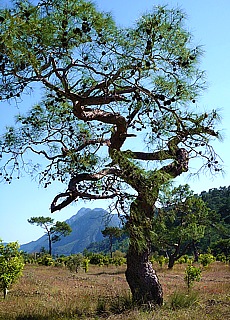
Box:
[125,198,163,306]
[125,245,163,306]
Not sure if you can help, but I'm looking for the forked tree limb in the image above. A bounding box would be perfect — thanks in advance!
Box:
[50,167,121,212]
[50,190,117,212]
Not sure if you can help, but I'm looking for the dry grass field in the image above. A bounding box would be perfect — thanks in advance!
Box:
[0,262,229,320]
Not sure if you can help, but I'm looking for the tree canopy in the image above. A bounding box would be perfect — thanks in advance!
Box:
[0,0,222,213]
[155,184,214,268]
[199,186,230,255]
[102,226,123,257]
[200,186,230,224]
[0,0,223,306]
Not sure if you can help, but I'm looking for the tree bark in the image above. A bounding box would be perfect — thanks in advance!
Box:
[125,198,163,306]
[192,240,199,262]
[3,287,8,299]
[168,254,176,269]
[125,245,163,306]
[48,232,52,256]
[109,235,113,258]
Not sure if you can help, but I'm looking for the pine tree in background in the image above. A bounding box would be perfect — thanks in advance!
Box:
[27,216,72,255]
[102,226,123,258]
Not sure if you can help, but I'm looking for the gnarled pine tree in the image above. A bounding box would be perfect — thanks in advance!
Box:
[0,0,222,306]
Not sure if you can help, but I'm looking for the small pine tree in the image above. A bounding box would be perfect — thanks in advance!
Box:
[184,262,201,291]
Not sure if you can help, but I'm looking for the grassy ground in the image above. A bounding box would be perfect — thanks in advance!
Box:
[0,262,229,319]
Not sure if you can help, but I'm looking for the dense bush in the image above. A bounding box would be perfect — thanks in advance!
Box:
[157,255,169,268]
[199,253,215,267]
[111,257,126,266]
[89,253,109,266]
[37,254,54,266]
[54,255,69,267]
[86,253,126,267]
[216,253,229,263]
[0,241,24,299]
[177,255,190,264]
[66,254,84,273]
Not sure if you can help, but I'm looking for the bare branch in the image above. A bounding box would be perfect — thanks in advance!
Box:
[159,148,189,179]
[68,168,120,191]
[50,190,117,212]
[50,168,121,212]
[124,150,174,161]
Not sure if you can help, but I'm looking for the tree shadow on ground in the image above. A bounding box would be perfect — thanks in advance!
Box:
[92,269,125,276]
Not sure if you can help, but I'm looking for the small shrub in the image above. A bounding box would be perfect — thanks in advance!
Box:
[54,256,68,267]
[103,256,110,267]
[111,257,126,266]
[66,254,84,273]
[150,251,158,263]
[216,253,227,262]
[184,263,201,291]
[177,256,186,264]
[53,260,64,268]
[169,291,199,309]
[82,258,89,273]
[199,253,215,267]
[157,255,168,268]
[37,254,54,266]
[22,252,36,264]
[177,255,189,264]
[89,253,108,266]
[0,241,24,298]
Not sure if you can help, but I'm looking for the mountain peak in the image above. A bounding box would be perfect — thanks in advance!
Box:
[21,207,120,255]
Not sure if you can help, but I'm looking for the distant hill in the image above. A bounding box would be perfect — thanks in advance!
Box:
[21,208,121,255]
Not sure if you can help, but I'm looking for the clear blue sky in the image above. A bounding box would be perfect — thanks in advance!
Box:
[0,0,229,244]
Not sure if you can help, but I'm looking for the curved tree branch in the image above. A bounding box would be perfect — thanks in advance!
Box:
[68,168,120,191]
[123,150,174,161]
[51,190,118,213]
[159,148,189,179]
[51,167,121,212]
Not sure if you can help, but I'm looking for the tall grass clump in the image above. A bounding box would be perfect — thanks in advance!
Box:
[109,293,134,314]
[169,291,199,310]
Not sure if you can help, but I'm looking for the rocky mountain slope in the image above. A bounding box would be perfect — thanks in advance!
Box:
[21,207,120,255]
